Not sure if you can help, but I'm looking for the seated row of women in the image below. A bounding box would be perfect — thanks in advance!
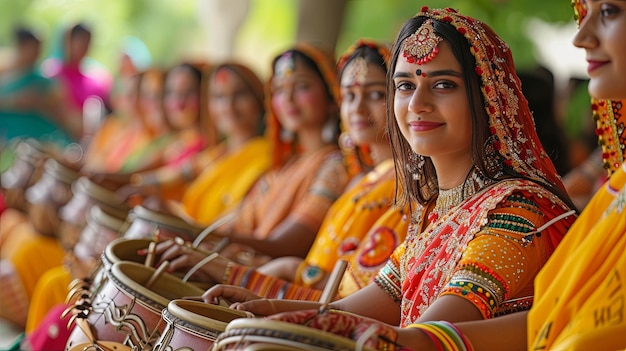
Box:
[1,2,624,350]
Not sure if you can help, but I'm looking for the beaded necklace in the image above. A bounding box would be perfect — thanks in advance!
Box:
[428,170,489,223]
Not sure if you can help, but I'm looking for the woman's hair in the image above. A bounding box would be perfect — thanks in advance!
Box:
[14,26,40,44]
[386,13,574,210]
[70,23,91,38]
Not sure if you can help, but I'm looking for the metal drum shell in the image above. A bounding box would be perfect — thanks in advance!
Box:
[65,261,205,350]
[154,299,248,351]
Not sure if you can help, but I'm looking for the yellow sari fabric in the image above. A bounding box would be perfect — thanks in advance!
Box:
[528,163,626,350]
[25,265,71,332]
[295,159,409,295]
[181,137,271,225]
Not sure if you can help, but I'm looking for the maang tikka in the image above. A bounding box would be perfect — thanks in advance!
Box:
[341,57,368,87]
[402,19,443,65]
[275,52,295,78]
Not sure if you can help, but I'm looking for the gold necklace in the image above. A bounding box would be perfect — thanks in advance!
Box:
[429,170,488,222]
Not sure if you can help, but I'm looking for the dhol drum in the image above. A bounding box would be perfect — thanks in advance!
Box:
[69,205,131,280]
[65,261,205,351]
[1,139,48,211]
[59,176,127,250]
[25,157,78,237]
[153,299,249,351]
[211,316,378,351]
[102,237,156,271]
[97,236,213,292]
[122,205,204,243]
[74,237,156,308]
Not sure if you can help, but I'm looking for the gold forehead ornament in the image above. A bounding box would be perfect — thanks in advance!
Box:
[402,19,443,65]
[342,57,368,87]
[275,52,295,78]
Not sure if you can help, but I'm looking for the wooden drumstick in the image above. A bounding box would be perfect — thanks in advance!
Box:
[318,259,348,313]
[144,241,157,267]
[145,261,170,289]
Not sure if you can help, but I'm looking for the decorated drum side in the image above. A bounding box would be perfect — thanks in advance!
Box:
[25,158,78,237]
[70,206,130,280]
[65,261,205,350]
[122,205,203,242]
[212,318,377,351]
[1,139,48,211]
[59,176,127,250]
[74,206,130,263]
[88,238,155,301]
[154,299,249,351]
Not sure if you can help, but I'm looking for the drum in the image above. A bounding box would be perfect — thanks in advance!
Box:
[69,205,131,280]
[122,205,203,242]
[212,317,377,351]
[59,176,127,250]
[98,236,212,292]
[78,237,156,304]
[102,237,155,270]
[65,261,205,351]
[1,139,48,211]
[153,299,249,351]
[25,158,78,237]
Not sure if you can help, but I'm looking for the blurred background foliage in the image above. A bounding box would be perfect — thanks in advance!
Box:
[0,0,577,77]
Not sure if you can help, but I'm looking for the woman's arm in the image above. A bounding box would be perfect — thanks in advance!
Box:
[227,219,317,258]
[330,283,401,326]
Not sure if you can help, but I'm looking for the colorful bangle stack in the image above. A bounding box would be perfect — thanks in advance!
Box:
[405,321,473,351]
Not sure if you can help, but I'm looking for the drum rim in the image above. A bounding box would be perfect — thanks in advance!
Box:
[104,237,153,266]
[129,205,204,236]
[219,318,377,351]
[88,205,128,233]
[73,176,124,206]
[109,261,204,313]
[164,299,248,338]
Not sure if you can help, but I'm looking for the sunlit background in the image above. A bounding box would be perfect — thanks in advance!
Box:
[0,0,587,86]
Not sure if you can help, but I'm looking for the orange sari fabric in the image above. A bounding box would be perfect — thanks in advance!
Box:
[228,145,348,240]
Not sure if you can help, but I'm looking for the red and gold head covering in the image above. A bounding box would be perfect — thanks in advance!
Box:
[414,7,567,193]
[337,39,391,176]
[265,42,340,168]
[572,0,625,175]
